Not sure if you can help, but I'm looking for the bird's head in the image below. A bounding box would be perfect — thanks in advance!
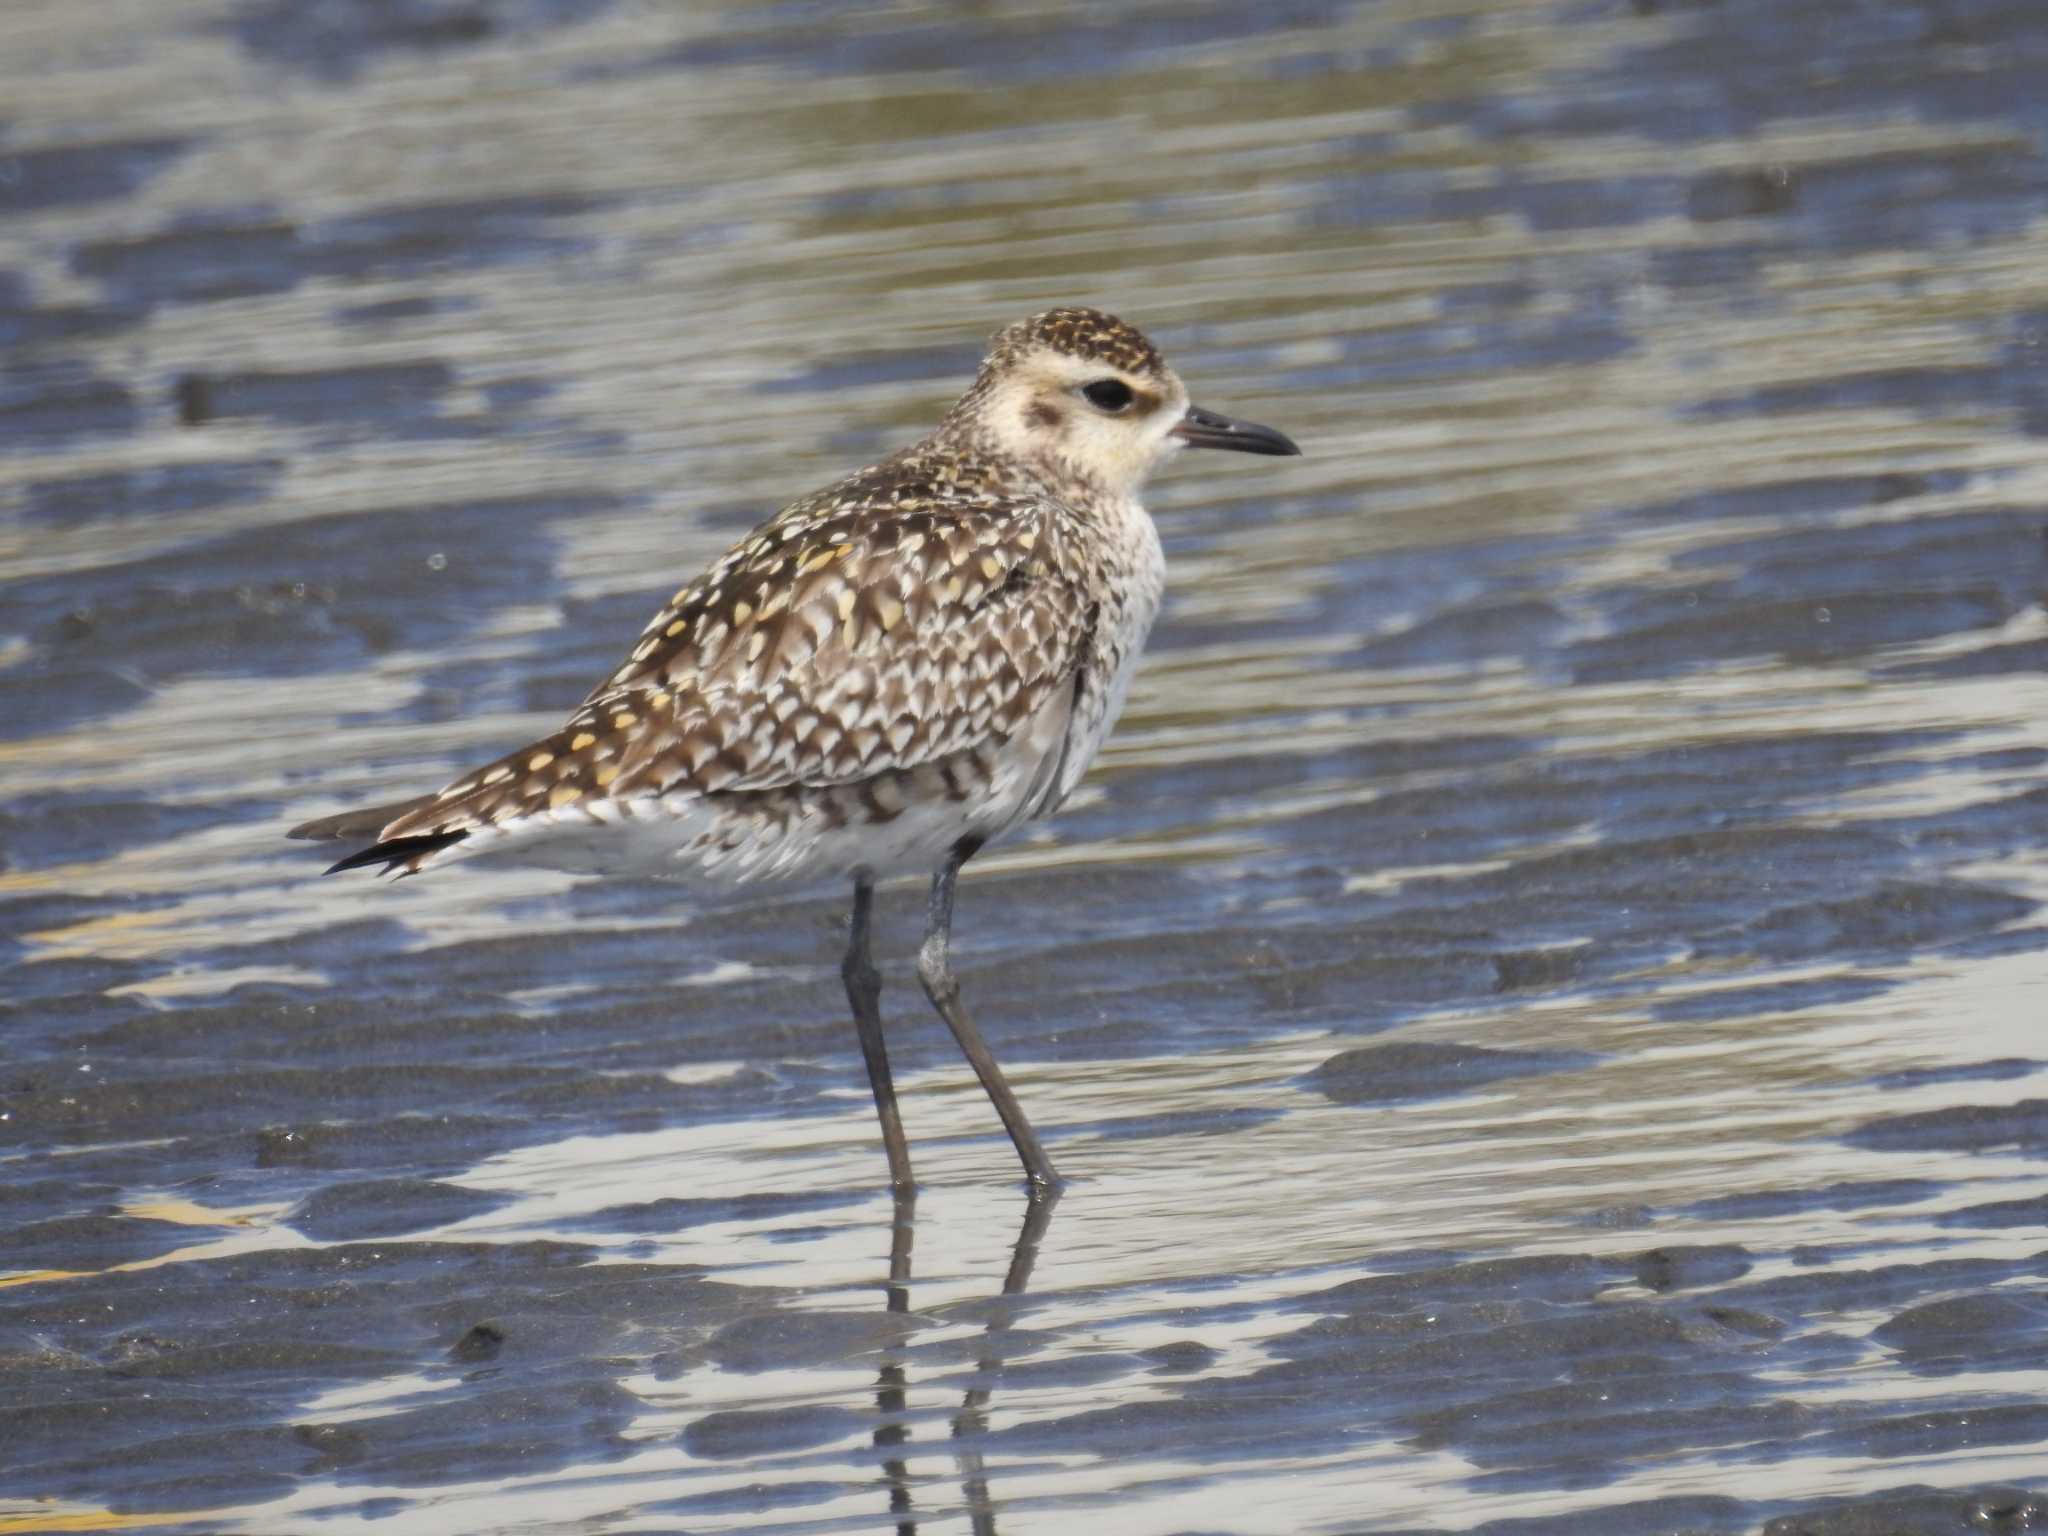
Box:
[949,307,1299,499]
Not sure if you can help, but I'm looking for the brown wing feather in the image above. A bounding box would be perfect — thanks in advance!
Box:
[372,468,1088,849]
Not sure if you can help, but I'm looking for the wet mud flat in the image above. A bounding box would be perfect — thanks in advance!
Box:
[7,0,2048,1531]
[11,718,2048,1535]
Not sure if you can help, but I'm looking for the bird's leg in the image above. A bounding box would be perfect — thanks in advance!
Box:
[917,839,1062,1193]
[844,873,915,1192]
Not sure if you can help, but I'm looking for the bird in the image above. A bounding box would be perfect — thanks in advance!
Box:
[290,307,1300,1194]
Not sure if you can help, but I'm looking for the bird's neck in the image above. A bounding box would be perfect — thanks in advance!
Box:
[917,417,1119,514]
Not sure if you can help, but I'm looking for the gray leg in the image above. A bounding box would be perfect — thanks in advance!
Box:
[844,874,915,1191]
[916,840,1062,1192]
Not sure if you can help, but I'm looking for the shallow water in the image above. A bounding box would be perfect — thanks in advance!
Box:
[4,1,2048,1532]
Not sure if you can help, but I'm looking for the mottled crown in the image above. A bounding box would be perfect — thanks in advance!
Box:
[984,307,1166,379]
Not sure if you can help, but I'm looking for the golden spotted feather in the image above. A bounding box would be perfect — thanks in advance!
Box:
[369,461,1093,860]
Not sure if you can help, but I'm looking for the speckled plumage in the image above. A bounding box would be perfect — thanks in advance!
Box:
[298,310,1176,881]
[294,306,1298,1190]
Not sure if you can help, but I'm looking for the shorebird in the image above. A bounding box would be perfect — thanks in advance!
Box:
[291,307,1299,1193]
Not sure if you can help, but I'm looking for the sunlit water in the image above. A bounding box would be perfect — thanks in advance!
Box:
[4,1,2048,1533]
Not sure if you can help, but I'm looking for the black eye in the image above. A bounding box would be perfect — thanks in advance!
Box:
[1081,378,1134,412]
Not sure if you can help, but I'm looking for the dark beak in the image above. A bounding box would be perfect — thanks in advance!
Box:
[1171,403,1301,457]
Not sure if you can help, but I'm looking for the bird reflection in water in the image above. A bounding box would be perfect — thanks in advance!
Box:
[873,1190,1059,1533]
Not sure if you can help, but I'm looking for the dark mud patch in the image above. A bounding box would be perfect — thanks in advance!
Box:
[285,1177,510,1241]
[19,458,283,526]
[1,1212,208,1272]
[1873,1293,2048,1370]
[1697,881,2037,964]
[1628,1243,1754,1292]
[223,0,621,78]
[73,218,311,308]
[250,1113,534,1175]
[1650,974,1899,1022]
[1933,1192,2048,1230]
[1306,1040,1597,1106]
[0,136,190,214]
[1758,1485,2046,1536]
[682,1402,866,1459]
[704,1310,918,1374]
[2,1062,560,1152]
[173,362,468,438]
[1871,1058,2045,1092]
[1680,1180,1948,1223]
[1142,1339,1221,1376]
[0,361,140,451]
[559,1188,869,1236]
[1844,1100,2048,1156]
[1083,1104,1286,1142]
[71,194,610,314]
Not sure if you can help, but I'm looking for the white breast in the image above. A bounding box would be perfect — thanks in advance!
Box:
[1049,498,1166,810]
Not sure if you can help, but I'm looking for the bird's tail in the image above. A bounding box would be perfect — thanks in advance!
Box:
[288,795,461,877]
[321,829,470,877]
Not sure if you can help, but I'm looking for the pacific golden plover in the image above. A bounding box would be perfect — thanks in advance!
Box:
[291,307,1300,1193]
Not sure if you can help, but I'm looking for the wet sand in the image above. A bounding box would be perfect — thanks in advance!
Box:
[4,0,2048,1531]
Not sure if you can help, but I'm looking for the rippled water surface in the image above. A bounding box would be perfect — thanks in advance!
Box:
[6,1,2048,1532]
